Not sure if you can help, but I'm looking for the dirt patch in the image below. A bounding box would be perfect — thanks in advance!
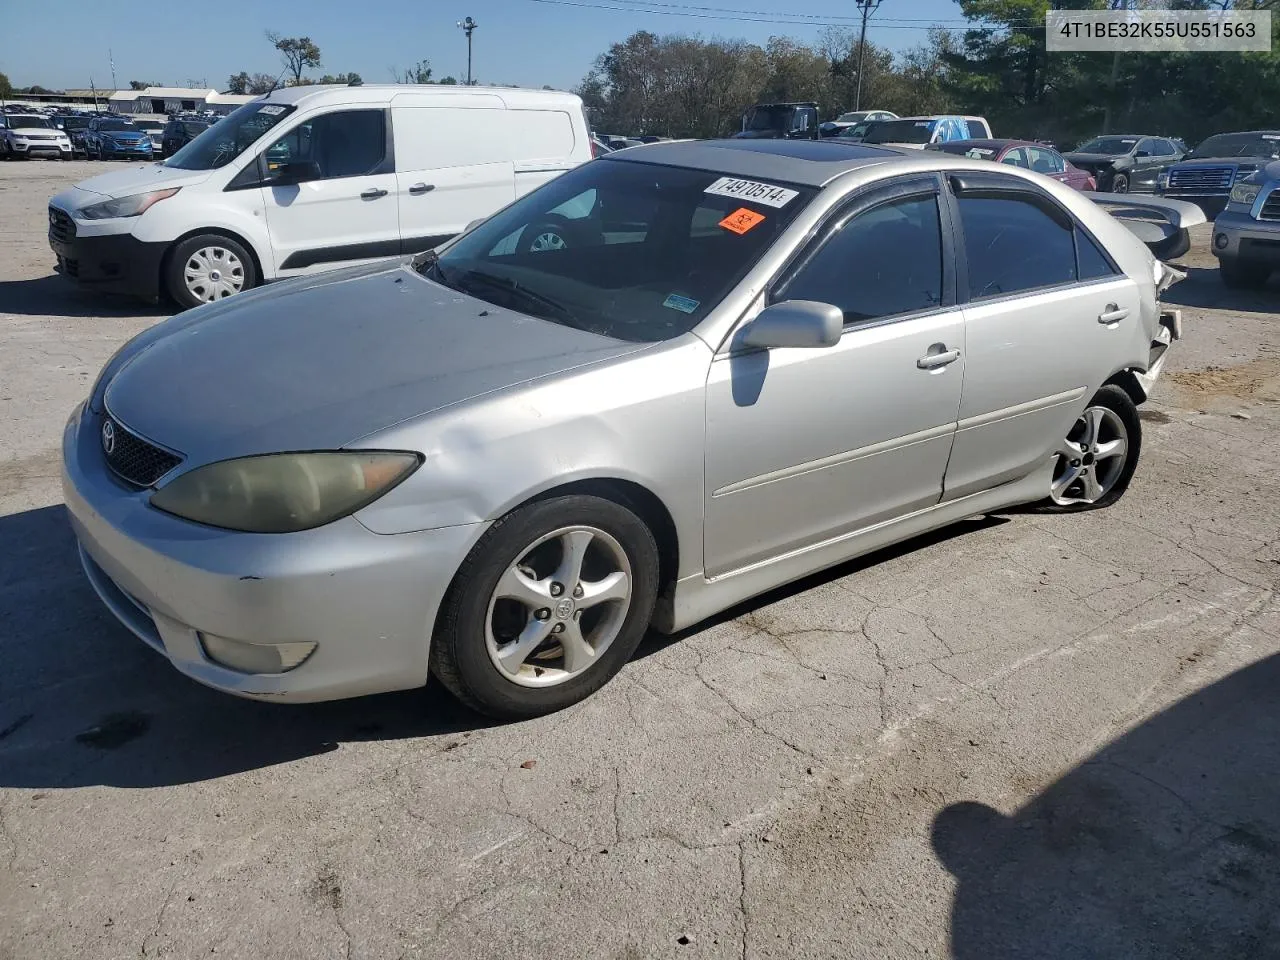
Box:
[1166,358,1280,405]
[1139,409,1173,424]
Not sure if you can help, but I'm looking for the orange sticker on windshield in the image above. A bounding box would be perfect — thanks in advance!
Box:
[719,207,766,235]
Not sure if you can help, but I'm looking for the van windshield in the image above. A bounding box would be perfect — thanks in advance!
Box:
[165,101,295,171]
[425,158,814,343]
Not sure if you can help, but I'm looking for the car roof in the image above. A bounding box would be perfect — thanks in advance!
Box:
[936,138,1047,151]
[601,138,920,188]
[256,83,583,111]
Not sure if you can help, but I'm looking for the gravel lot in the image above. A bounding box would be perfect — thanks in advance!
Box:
[2,160,1278,959]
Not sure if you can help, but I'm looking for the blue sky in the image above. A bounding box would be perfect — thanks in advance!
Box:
[7,0,965,92]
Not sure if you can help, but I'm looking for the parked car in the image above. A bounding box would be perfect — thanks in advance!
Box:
[1064,135,1185,195]
[0,114,72,160]
[49,84,593,309]
[605,136,644,151]
[929,139,1096,191]
[161,118,209,157]
[819,109,897,138]
[1157,130,1280,218]
[589,135,614,157]
[856,116,993,149]
[85,116,153,160]
[734,101,820,140]
[52,114,93,157]
[62,138,1190,717]
[1207,158,1280,287]
[131,120,166,157]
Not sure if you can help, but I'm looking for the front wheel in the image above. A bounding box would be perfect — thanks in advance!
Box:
[1041,385,1141,512]
[164,234,257,309]
[431,495,660,719]
[1109,173,1129,193]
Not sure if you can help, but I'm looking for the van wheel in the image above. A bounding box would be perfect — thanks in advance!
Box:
[165,235,257,309]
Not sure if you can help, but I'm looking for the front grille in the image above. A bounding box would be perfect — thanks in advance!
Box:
[1167,166,1234,193]
[100,414,183,487]
[1259,189,1280,221]
[48,206,75,244]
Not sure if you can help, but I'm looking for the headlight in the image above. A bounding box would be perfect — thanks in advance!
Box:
[150,451,422,533]
[1230,182,1261,206]
[1157,171,1169,187]
[77,188,180,220]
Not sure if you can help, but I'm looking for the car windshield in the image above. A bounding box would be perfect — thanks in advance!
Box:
[861,119,934,145]
[1189,133,1280,159]
[426,159,815,343]
[165,101,294,171]
[837,111,867,123]
[59,116,89,130]
[97,118,134,131]
[1076,137,1137,155]
[744,105,793,131]
[12,116,52,129]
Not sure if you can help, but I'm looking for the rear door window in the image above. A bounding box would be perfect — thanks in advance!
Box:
[956,193,1077,299]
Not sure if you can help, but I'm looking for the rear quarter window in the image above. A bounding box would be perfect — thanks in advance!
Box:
[957,193,1077,299]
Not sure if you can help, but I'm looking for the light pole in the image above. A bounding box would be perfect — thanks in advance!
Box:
[854,0,882,111]
[457,16,478,86]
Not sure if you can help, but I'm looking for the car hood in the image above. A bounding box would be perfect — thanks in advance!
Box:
[8,126,66,136]
[1064,152,1128,167]
[1174,156,1266,167]
[63,163,214,200]
[103,260,646,467]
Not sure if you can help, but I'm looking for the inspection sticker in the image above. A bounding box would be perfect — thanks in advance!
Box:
[719,207,766,235]
[258,105,287,116]
[704,177,798,208]
[662,293,701,314]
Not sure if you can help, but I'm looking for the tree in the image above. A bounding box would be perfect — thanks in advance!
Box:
[248,73,278,94]
[266,32,322,85]
[317,72,363,85]
[392,60,434,84]
[129,80,161,91]
[226,72,250,95]
[438,76,459,85]
[0,72,11,99]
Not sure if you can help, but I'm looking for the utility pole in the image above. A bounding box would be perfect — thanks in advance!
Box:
[109,48,118,92]
[457,16,479,86]
[854,0,882,111]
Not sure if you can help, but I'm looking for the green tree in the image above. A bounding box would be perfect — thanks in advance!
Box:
[226,72,251,95]
[392,60,434,83]
[0,72,12,99]
[267,32,322,85]
[438,76,459,85]
[128,80,162,91]
[317,72,363,85]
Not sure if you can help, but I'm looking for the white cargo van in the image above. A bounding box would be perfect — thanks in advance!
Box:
[48,84,592,307]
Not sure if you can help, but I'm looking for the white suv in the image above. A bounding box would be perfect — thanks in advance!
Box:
[2,114,72,160]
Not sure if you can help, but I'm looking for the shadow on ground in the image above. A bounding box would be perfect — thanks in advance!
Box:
[934,652,1280,959]
[1161,265,1277,312]
[0,500,1007,790]
[0,275,171,319]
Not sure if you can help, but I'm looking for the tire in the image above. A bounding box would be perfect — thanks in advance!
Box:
[164,234,257,309]
[1040,384,1141,513]
[1110,173,1129,194]
[1219,257,1270,289]
[521,218,571,254]
[431,494,660,719]
[1150,228,1190,261]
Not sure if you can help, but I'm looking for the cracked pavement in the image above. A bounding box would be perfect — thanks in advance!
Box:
[2,162,1278,959]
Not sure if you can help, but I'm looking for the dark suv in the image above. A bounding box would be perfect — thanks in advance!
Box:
[734,102,820,140]
[1064,135,1185,194]
[162,118,210,157]
[1158,131,1280,218]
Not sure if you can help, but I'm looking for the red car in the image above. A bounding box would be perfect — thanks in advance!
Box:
[928,139,1097,192]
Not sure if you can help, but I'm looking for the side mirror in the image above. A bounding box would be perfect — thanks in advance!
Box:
[741,300,843,350]
[271,160,322,185]
[464,218,486,234]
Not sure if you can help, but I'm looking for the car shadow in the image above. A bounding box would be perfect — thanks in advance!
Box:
[1161,265,1276,311]
[933,651,1280,959]
[0,275,172,319]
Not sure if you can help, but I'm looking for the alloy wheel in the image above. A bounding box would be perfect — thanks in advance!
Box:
[1050,405,1129,506]
[484,525,632,688]
[183,246,246,302]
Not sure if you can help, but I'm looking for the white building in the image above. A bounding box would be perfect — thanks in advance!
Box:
[107,87,255,116]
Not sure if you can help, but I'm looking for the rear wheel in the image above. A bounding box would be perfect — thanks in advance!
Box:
[164,234,257,309]
[431,495,660,719]
[1041,385,1141,512]
[1219,257,1271,289]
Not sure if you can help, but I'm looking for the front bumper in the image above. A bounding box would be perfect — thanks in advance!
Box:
[99,141,154,159]
[1210,209,1280,264]
[8,141,72,158]
[48,208,167,301]
[61,402,486,702]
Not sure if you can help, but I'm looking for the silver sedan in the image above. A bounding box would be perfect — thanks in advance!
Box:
[63,139,1188,717]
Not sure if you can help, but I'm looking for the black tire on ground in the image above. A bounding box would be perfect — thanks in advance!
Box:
[1110,173,1129,193]
[431,494,660,720]
[1219,257,1271,289]
[1150,229,1190,261]
[1039,384,1142,514]
[163,234,258,310]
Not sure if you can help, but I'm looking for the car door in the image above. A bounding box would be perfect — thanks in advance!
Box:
[703,177,966,576]
[1131,138,1162,192]
[1026,145,1070,184]
[391,105,517,255]
[260,108,400,275]
[941,173,1142,500]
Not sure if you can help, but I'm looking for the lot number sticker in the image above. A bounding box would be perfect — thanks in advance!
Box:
[704,177,798,208]
[719,207,767,235]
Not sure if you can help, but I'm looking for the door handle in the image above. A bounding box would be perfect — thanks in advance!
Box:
[408,183,435,195]
[361,188,389,200]
[917,347,961,370]
[1098,304,1129,324]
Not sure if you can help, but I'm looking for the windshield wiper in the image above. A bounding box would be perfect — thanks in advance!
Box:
[453,269,587,329]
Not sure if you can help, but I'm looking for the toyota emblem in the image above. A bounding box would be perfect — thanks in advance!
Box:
[101,419,116,456]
